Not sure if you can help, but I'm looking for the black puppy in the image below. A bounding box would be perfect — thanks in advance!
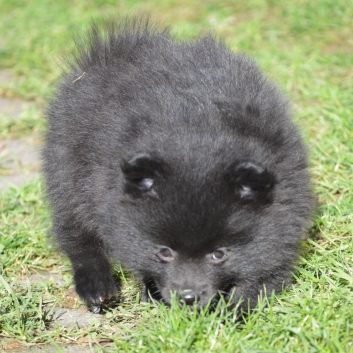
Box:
[43,17,313,313]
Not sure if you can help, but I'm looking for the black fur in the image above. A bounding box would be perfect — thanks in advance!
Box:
[43,17,313,313]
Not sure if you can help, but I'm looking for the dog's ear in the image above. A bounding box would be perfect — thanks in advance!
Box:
[121,153,166,196]
[226,161,275,204]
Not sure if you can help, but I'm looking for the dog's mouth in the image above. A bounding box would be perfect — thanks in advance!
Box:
[218,284,237,300]
[204,284,236,310]
[143,279,236,309]
[143,279,165,303]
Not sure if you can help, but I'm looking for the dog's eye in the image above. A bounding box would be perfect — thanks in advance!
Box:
[210,249,227,264]
[213,250,225,260]
[160,248,172,257]
[156,247,174,262]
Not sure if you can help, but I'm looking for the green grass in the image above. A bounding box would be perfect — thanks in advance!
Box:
[1,0,353,352]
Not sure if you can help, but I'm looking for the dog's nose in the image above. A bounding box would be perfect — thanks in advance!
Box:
[179,289,199,306]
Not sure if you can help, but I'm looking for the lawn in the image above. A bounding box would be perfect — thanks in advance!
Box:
[0,0,352,352]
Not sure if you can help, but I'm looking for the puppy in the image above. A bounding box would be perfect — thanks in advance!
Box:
[43,17,313,313]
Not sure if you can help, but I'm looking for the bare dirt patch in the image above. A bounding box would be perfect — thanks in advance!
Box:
[0,97,41,189]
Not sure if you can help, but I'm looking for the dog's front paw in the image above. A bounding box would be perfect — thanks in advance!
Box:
[73,259,116,310]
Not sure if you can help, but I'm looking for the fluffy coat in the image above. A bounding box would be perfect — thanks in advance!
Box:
[43,17,313,313]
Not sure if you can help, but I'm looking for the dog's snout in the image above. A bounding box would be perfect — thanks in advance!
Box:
[179,289,199,306]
